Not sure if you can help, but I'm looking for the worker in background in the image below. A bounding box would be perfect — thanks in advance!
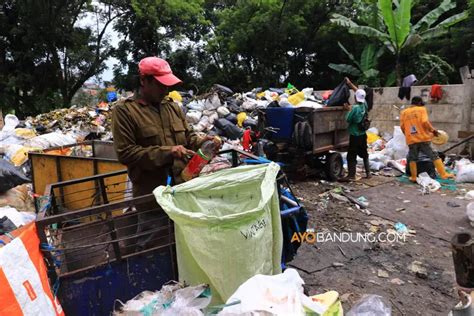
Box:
[112,56,220,250]
[340,78,371,181]
[400,96,454,182]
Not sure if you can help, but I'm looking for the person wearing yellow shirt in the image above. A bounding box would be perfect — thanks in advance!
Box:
[400,96,454,182]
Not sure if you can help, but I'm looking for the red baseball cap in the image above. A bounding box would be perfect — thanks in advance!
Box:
[138,57,182,86]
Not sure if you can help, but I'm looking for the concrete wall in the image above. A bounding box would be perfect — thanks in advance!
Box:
[369,84,470,152]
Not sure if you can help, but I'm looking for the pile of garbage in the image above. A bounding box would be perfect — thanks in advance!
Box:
[176,84,327,140]
[25,101,114,137]
[114,269,344,316]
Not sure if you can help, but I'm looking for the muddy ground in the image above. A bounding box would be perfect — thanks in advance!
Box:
[287,173,474,315]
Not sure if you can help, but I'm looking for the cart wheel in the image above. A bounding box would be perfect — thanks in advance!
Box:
[325,153,343,181]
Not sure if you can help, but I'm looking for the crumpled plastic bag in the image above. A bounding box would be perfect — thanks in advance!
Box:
[114,283,211,316]
[236,112,247,128]
[346,294,391,316]
[168,90,183,103]
[188,100,205,112]
[288,91,305,105]
[385,126,408,160]
[208,112,219,125]
[205,93,221,110]
[0,206,36,227]
[186,110,203,124]
[217,106,230,117]
[24,131,77,150]
[2,114,19,132]
[194,116,211,133]
[241,97,258,111]
[417,172,441,193]
[2,144,40,166]
[218,268,326,315]
[0,184,34,212]
[456,159,474,183]
[0,160,31,193]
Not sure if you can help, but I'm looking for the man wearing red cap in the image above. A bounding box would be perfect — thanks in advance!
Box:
[112,57,214,249]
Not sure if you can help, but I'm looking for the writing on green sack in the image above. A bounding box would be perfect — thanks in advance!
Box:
[240,219,267,239]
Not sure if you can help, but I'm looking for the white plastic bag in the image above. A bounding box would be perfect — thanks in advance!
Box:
[367,127,379,135]
[194,116,211,133]
[466,202,474,227]
[217,106,230,117]
[188,100,205,112]
[208,112,219,125]
[204,94,221,111]
[417,172,441,193]
[218,269,326,315]
[0,206,36,227]
[186,111,203,124]
[25,132,76,150]
[465,191,474,200]
[241,97,258,111]
[2,114,19,132]
[347,294,391,316]
[456,160,474,183]
[385,126,408,160]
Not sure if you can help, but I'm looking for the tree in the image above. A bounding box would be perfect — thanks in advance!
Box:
[112,0,207,92]
[331,0,469,84]
[0,0,122,118]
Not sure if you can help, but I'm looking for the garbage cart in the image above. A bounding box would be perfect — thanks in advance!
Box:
[258,106,349,180]
[36,172,176,316]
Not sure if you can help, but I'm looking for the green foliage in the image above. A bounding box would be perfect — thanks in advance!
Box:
[329,43,384,86]
[331,0,469,83]
[0,0,122,118]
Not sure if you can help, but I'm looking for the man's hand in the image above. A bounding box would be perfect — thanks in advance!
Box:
[204,135,223,149]
[343,103,352,111]
[170,145,195,159]
[433,130,440,137]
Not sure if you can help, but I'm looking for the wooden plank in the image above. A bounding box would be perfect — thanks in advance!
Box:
[59,158,96,211]
[31,155,59,196]
[98,161,128,215]
[458,131,474,138]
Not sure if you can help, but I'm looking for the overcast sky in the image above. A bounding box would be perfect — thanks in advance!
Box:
[79,7,120,83]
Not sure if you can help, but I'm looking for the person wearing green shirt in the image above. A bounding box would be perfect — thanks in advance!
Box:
[340,78,371,181]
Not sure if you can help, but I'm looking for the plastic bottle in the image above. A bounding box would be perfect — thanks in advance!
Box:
[181,140,219,181]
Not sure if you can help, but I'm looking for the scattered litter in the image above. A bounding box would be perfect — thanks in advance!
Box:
[390,278,405,285]
[394,222,409,234]
[219,268,328,315]
[408,261,428,279]
[113,283,211,316]
[403,200,411,203]
[332,262,345,267]
[346,294,391,316]
[466,202,474,227]
[416,172,441,194]
[465,191,474,200]
[357,196,368,203]
[395,207,405,212]
[447,201,461,208]
[377,270,389,278]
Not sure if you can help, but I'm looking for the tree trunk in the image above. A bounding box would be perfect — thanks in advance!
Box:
[395,53,402,86]
[0,108,4,129]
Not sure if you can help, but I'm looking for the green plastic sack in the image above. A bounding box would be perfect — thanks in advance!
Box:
[154,163,283,304]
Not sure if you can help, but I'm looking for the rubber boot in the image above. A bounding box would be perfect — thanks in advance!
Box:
[409,161,418,183]
[434,158,455,179]
[339,160,356,182]
[363,158,372,179]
